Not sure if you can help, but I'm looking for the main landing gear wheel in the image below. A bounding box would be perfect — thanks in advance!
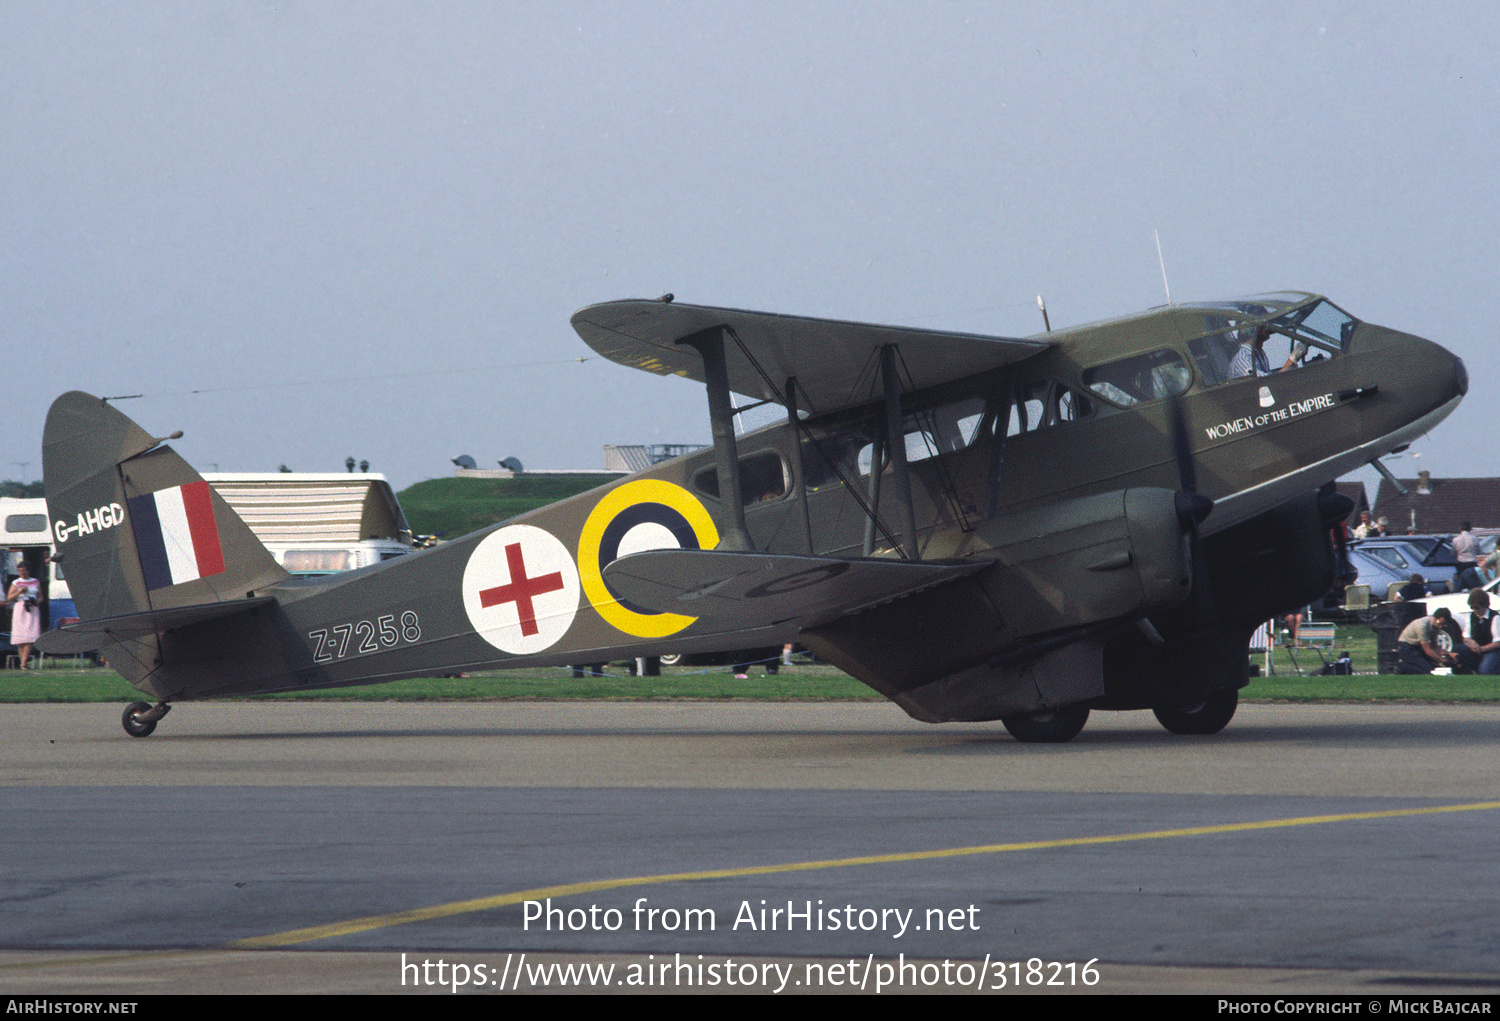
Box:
[121,701,171,738]
[1001,705,1090,743]
[1152,688,1238,735]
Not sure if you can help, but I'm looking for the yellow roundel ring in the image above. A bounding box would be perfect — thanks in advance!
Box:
[578,478,721,638]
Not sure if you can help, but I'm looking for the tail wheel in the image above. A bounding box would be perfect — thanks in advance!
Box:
[1001,705,1089,743]
[1153,688,1238,735]
[121,702,157,738]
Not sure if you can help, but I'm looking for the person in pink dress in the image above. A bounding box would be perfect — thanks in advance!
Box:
[7,561,42,669]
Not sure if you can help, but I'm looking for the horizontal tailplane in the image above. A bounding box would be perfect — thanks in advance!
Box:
[35,597,278,655]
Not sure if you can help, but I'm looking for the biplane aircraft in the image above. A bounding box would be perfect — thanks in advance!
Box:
[38,291,1465,741]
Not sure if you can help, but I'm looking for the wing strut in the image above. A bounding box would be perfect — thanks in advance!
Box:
[862,417,884,556]
[680,322,919,561]
[785,375,908,559]
[881,344,919,560]
[678,326,754,551]
[784,376,815,555]
[985,367,1017,519]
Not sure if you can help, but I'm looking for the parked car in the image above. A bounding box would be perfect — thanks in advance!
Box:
[1350,536,1460,592]
[1342,548,1411,604]
[1420,573,1500,629]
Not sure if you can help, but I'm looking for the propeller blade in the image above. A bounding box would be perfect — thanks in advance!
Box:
[1175,491,1214,531]
[1167,391,1198,496]
[1167,391,1217,630]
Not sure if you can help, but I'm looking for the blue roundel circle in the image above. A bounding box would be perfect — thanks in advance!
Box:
[597,502,701,612]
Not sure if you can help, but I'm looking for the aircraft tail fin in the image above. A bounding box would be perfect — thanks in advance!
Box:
[42,392,289,627]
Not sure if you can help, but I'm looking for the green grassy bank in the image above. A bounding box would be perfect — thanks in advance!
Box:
[398,474,621,538]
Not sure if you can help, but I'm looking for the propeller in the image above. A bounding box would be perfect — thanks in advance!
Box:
[1317,482,1357,585]
[1166,392,1214,531]
[1166,391,1217,628]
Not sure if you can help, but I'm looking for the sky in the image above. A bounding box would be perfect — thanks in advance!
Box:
[3,1,1495,496]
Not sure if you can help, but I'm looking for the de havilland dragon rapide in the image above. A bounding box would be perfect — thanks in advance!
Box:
[37,291,1465,741]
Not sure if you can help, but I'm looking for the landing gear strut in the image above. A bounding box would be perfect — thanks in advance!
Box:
[1001,704,1090,743]
[1152,688,1238,735]
[121,701,171,738]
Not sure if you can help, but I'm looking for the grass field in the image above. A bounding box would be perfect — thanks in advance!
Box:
[4,624,1498,703]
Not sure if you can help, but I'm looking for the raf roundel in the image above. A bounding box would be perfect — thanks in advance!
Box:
[462,524,581,654]
[578,479,720,638]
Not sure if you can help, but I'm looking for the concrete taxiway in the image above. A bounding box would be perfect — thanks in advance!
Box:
[2,700,1499,994]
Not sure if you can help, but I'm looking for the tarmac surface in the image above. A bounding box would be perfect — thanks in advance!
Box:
[2,699,1499,995]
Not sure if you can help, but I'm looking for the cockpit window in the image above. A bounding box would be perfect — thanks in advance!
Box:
[1274,299,1356,351]
[1082,350,1191,407]
[1188,298,1356,386]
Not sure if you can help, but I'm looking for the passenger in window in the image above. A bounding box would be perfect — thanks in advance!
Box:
[1229,324,1307,378]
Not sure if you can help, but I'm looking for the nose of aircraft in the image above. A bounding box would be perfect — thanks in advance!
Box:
[1358,323,1467,432]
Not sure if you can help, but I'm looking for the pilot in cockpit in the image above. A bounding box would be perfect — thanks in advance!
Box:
[1229,323,1307,378]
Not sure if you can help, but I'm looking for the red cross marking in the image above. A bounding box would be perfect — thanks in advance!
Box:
[479,542,565,636]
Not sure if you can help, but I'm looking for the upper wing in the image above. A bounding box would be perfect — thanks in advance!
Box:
[571,299,1051,415]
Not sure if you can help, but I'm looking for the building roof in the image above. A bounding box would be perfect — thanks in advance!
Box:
[1371,475,1500,534]
[203,473,410,544]
[1335,481,1369,527]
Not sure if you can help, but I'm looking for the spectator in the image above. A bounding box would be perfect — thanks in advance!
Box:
[1395,574,1428,602]
[1457,589,1500,675]
[1396,606,1459,674]
[1452,522,1482,589]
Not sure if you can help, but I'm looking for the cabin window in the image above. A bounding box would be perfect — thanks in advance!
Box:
[898,397,987,462]
[925,397,987,451]
[1006,382,1094,435]
[5,514,47,534]
[855,429,941,474]
[802,429,874,491]
[1057,387,1092,423]
[1187,329,1246,386]
[1010,389,1046,436]
[693,450,788,505]
[1083,350,1191,407]
[799,396,991,488]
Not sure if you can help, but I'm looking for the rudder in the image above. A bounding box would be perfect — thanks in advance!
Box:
[42,392,289,623]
